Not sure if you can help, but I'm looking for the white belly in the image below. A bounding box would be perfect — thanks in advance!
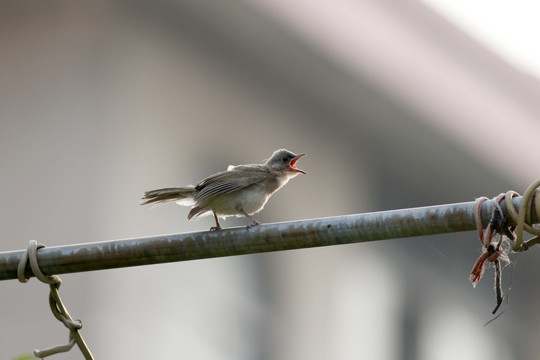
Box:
[204,183,270,218]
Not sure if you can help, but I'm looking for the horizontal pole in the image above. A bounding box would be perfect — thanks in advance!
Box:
[0,196,533,281]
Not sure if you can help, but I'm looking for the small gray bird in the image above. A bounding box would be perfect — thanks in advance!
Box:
[141,149,306,230]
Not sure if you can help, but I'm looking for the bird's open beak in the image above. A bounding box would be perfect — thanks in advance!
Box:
[289,153,306,174]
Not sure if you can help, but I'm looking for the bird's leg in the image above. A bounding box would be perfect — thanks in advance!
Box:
[236,205,260,228]
[210,211,222,231]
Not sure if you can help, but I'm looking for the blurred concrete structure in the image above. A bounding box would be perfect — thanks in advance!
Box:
[1,1,539,359]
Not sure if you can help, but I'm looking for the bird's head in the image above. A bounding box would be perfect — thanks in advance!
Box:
[266,149,306,174]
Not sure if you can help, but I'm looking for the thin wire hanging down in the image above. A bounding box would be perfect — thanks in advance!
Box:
[1,194,537,282]
[18,240,94,359]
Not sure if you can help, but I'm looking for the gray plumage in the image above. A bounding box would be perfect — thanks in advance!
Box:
[141,149,306,230]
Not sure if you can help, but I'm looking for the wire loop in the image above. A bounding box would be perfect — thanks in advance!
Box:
[471,194,513,315]
[471,180,540,317]
[17,240,94,360]
[502,179,540,251]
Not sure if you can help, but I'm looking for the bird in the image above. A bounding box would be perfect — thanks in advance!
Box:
[141,149,306,230]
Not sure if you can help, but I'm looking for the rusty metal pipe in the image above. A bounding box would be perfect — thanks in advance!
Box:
[0,196,533,281]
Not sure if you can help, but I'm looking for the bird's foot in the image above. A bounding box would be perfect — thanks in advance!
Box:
[211,211,222,231]
[236,205,261,229]
[246,221,260,229]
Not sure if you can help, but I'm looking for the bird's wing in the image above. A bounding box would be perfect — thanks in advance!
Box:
[194,165,268,202]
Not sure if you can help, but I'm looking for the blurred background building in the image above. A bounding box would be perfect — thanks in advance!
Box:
[1,0,540,359]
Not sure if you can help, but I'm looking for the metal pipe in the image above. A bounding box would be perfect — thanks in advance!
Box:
[0,196,532,281]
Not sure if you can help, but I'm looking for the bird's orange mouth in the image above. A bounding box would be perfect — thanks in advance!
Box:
[289,153,306,174]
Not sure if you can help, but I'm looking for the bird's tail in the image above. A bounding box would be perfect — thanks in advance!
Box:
[141,186,196,206]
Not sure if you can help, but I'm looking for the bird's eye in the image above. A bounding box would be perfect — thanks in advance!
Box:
[281,156,289,162]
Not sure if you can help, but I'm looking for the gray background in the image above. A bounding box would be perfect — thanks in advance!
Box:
[1,1,540,359]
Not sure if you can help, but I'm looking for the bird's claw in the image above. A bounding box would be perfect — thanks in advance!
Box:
[246,221,260,229]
